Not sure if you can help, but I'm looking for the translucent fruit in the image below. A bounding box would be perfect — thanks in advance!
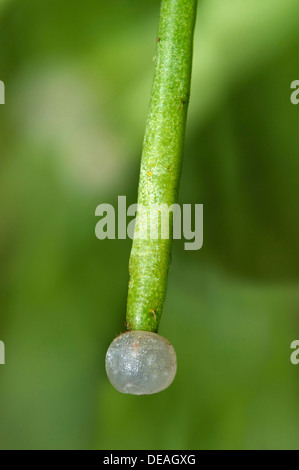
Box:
[105,330,177,395]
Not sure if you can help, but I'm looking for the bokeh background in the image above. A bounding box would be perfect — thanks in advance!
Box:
[0,0,299,450]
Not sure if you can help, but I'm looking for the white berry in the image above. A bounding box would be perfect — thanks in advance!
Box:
[105,330,177,395]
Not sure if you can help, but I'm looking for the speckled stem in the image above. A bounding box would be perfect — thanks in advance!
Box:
[126,0,197,332]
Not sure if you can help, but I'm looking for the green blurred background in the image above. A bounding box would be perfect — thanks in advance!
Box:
[0,0,299,450]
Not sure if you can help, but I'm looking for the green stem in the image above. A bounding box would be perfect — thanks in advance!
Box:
[126,0,197,332]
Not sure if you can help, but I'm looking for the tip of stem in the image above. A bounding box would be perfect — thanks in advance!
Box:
[105,330,177,395]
